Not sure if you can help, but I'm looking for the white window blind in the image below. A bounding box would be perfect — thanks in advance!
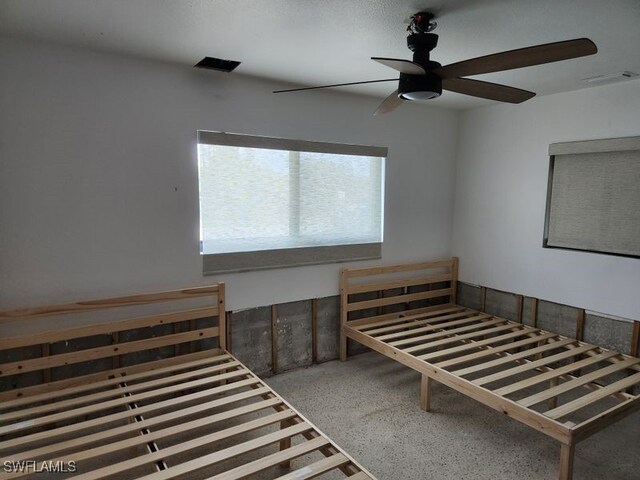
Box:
[545,136,640,258]
[197,131,387,273]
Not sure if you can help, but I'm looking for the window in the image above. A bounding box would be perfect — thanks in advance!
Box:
[197,131,387,273]
[544,136,640,258]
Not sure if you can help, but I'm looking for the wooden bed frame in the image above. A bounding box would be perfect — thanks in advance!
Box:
[0,284,375,480]
[339,258,640,480]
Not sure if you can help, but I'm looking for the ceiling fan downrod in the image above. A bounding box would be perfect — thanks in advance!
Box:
[406,12,440,68]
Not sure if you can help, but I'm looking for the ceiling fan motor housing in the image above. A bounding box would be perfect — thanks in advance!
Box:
[408,32,439,65]
[407,33,438,53]
[398,72,442,100]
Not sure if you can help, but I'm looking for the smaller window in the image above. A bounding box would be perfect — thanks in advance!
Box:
[544,136,640,258]
[197,131,387,273]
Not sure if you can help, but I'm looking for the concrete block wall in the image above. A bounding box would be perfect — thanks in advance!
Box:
[276,300,313,372]
[227,279,640,382]
[229,295,360,377]
[316,297,341,363]
[457,282,640,394]
[0,345,43,391]
[227,282,456,375]
[485,289,519,321]
[3,283,637,392]
[228,306,273,376]
[457,281,639,358]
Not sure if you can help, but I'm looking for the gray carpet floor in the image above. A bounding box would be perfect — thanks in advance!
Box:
[266,352,640,480]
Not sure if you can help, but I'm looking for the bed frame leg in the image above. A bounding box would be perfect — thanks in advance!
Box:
[340,328,348,361]
[420,374,432,412]
[559,442,575,480]
[340,269,348,362]
[547,377,559,409]
[279,420,292,469]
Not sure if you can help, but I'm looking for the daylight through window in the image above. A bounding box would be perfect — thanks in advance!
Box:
[197,131,387,272]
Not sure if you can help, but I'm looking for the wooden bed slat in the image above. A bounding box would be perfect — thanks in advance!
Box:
[274,453,350,480]
[520,358,640,408]
[48,410,299,478]
[0,372,257,438]
[126,422,313,480]
[417,328,537,361]
[356,306,464,332]
[7,396,282,465]
[436,332,558,369]
[495,351,618,396]
[0,354,233,411]
[545,372,640,420]
[348,473,374,480]
[452,338,576,377]
[0,381,267,454]
[0,349,220,402]
[1,360,242,423]
[572,396,640,443]
[208,437,331,480]
[388,315,497,347]
[347,304,457,329]
[363,308,470,336]
[403,321,518,354]
[376,312,488,341]
[69,417,310,480]
[472,344,596,387]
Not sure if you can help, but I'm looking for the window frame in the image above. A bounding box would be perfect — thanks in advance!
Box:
[197,131,388,274]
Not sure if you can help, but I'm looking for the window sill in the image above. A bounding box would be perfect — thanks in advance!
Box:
[202,243,382,275]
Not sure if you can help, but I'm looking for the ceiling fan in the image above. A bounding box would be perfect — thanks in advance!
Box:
[273,12,597,114]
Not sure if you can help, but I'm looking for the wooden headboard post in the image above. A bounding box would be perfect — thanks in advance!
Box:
[218,282,227,351]
[339,269,349,361]
[451,256,459,304]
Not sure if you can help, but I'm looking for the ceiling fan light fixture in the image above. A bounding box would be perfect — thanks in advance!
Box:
[400,90,441,100]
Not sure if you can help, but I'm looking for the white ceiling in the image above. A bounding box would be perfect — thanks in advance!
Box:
[1,0,639,109]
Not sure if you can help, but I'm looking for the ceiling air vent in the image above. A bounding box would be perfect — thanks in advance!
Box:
[582,71,639,84]
[194,57,241,73]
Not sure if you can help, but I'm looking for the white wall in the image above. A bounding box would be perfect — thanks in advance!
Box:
[0,38,459,311]
[452,80,640,320]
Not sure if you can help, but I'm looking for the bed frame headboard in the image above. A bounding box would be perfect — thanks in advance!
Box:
[0,283,225,400]
[340,257,458,329]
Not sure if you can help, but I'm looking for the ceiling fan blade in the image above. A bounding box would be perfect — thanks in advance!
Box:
[372,57,426,75]
[374,90,403,115]
[434,38,597,79]
[442,77,535,103]
[273,78,396,93]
